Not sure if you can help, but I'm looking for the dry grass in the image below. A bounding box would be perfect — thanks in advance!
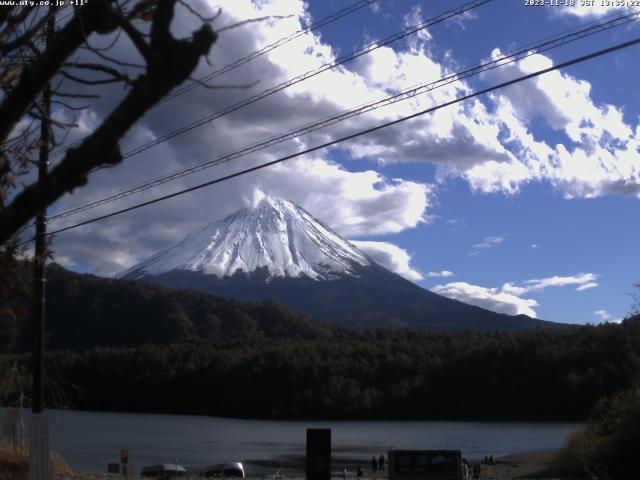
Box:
[0,443,74,480]
[548,427,601,478]
[549,386,640,480]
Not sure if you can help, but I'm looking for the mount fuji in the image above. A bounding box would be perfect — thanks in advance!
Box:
[119,196,370,282]
[119,197,555,331]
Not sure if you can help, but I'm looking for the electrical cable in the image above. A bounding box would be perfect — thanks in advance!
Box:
[49,0,494,166]
[49,9,640,221]
[48,0,378,158]
[27,34,640,243]
[158,0,379,105]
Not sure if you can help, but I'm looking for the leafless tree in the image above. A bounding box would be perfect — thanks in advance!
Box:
[0,0,219,246]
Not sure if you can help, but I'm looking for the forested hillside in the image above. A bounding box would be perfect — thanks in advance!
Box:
[0,263,333,352]
[2,262,638,420]
[1,316,638,420]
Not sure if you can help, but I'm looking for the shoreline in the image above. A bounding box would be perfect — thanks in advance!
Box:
[1,446,561,480]
[241,449,561,479]
[472,449,558,479]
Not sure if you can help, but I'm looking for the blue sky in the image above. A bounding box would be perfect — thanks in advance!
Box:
[44,0,640,325]
[300,0,640,324]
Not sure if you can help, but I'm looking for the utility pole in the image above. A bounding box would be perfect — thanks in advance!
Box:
[29,8,55,480]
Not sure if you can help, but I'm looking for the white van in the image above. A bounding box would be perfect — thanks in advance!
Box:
[199,462,245,479]
[140,464,188,479]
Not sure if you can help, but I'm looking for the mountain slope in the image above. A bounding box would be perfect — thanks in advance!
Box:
[121,197,557,331]
[119,196,369,281]
[143,263,551,331]
[0,262,334,353]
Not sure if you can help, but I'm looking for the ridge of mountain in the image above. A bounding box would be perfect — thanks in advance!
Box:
[142,263,555,331]
[120,196,559,331]
[118,197,369,281]
[0,261,334,352]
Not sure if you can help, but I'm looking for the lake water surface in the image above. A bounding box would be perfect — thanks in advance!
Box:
[1,409,583,475]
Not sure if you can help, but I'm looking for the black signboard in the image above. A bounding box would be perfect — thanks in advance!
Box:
[389,450,462,480]
[306,428,331,480]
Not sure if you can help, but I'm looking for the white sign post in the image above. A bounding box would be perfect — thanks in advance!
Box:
[28,413,50,480]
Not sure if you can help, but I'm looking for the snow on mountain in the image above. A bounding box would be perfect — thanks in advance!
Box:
[118,197,371,281]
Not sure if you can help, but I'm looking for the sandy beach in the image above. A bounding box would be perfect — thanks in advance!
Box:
[469,450,558,479]
[1,443,562,480]
[245,449,560,480]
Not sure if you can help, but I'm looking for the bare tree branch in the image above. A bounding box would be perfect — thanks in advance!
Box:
[1,7,31,36]
[51,91,100,99]
[51,100,90,111]
[77,44,146,69]
[62,61,133,83]
[127,0,159,21]
[1,10,54,56]
[63,61,129,76]
[79,27,123,53]
[59,69,132,86]
[177,0,220,23]
[150,0,175,49]
[0,0,218,244]
[117,16,153,63]
[217,15,292,33]
[28,109,78,130]
[0,0,120,144]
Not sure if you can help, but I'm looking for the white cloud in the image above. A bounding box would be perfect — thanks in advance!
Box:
[471,235,505,255]
[404,5,432,43]
[594,309,622,324]
[52,159,432,275]
[257,158,432,237]
[432,281,539,317]
[502,273,599,295]
[433,272,600,318]
[527,273,598,291]
[556,4,631,18]
[426,270,455,278]
[576,282,599,292]
[351,240,423,281]
[43,0,438,275]
[472,234,505,250]
[478,49,640,199]
[21,0,639,277]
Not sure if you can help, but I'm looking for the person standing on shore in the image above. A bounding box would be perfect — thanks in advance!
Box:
[371,456,378,474]
[378,454,386,471]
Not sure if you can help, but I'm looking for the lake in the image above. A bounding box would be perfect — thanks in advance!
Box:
[1,408,582,475]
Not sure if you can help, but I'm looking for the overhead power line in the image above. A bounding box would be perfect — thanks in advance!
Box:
[49,0,378,158]
[116,0,493,161]
[33,34,640,242]
[49,9,640,221]
[50,0,494,167]
[159,0,379,105]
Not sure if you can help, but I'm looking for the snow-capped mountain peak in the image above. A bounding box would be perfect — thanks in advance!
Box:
[118,197,370,281]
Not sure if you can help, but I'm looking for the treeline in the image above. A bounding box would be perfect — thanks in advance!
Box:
[1,316,639,420]
[0,263,334,352]
[2,262,639,420]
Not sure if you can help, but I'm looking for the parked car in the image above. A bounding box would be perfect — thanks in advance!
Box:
[199,462,245,479]
[141,464,188,479]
